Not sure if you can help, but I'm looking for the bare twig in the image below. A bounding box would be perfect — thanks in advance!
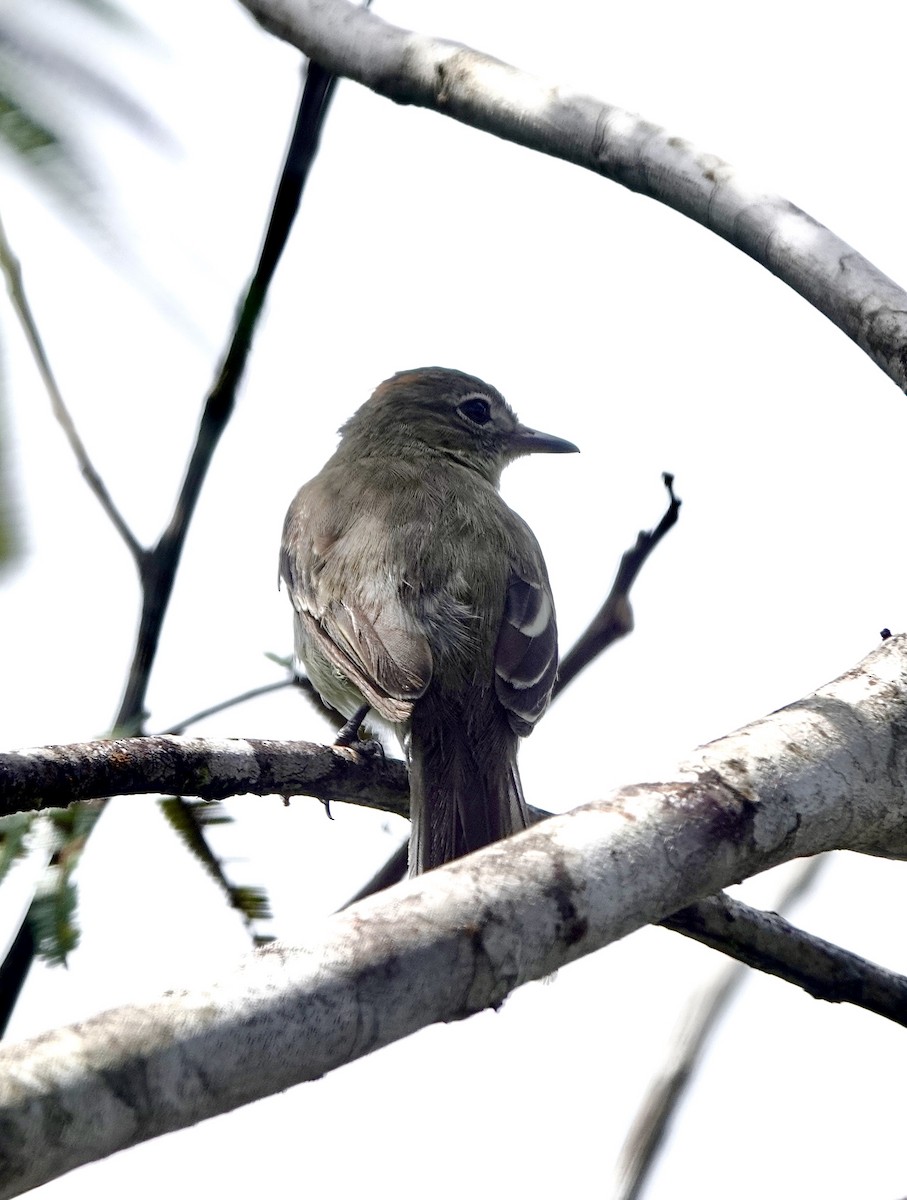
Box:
[0,210,144,562]
[264,655,349,728]
[160,679,296,735]
[555,473,680,697]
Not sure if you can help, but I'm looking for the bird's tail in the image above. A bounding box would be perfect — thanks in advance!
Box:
[407,697,530,874]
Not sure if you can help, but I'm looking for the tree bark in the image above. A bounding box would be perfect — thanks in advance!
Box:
[237,0,907,395]
[0,636,904,1196]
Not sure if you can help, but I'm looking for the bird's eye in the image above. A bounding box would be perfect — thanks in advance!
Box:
[457,396,492,426]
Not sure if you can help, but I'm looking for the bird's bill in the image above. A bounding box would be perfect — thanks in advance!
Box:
[511,425,580,455]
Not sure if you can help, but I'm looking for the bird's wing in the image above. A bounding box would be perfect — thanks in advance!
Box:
[296,598,432,721]
[494,567,558,737]
[280,488,432,724]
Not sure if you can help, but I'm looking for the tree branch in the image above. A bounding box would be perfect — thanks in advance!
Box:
[0,736,409,818]
[663,887,907,1022]
[0,56,345,1019]
[2,637,907,1192]
[238,0,907,395]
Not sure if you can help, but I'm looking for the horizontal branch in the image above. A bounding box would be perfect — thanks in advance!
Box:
[1,637,906,1193]
[239,0,907,393]
[0,736,409,818]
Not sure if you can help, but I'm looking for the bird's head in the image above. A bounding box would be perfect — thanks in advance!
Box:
[339,366,578,484]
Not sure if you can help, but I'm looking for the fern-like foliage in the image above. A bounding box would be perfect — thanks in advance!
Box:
[159,798,275,941]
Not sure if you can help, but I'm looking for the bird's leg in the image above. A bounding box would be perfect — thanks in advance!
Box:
[323,700,381,825]
[334,703,370,747]
[333,703,386,763]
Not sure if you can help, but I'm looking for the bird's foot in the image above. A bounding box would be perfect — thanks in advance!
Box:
[333,704,370,747]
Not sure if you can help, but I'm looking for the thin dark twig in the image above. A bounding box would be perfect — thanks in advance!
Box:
[160,668,340,736]
[554,473,680,698]
[160,680,296,735]
[0,211,144,563]
[115,62,339,734]
[612,858,826,1200]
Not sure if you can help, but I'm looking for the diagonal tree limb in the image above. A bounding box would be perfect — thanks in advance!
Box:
[3,642,907,1035]
[0,920,35,1041]
[340,838,408,907]
[3,638,907,1193]
[238,0,907,395]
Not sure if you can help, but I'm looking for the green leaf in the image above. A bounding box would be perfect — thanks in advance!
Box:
[0,813,36,884]
[159,798,274,937]
[29,873,78,966]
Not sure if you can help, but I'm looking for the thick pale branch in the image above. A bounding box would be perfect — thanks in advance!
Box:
[1,638,906,1194]
[238,0,907,393]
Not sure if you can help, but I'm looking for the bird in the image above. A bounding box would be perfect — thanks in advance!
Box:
[279,367,578,874]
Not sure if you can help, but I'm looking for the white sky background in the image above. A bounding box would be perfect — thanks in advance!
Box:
[3,0,907,1196]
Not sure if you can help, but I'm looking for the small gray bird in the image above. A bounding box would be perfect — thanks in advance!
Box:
[279,367,578,873]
